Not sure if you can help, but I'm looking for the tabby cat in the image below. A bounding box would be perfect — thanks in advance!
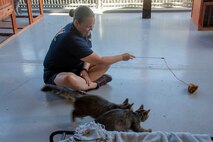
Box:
[41,84,133,121]
[95,104,151,132]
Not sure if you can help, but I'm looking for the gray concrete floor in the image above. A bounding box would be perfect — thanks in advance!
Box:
[0,12,213,142]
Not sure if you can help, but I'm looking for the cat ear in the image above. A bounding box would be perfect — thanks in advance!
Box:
[144,109,151,114]
[130,103,134,108]
[136,104,144,112]
[139,104,144,110]
[123,98,129,104]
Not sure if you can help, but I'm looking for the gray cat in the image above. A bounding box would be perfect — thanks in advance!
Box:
[41,84,133,121]
[95,104,152,132]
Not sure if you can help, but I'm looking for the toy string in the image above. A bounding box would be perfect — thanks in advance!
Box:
[135,56,189,85]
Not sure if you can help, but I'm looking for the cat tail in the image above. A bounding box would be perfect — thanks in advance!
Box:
[41,84,81,102]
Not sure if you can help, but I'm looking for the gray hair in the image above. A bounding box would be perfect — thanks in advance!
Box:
[69,6,95,23]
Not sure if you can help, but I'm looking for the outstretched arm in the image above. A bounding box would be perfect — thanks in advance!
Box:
[81,53,135,65]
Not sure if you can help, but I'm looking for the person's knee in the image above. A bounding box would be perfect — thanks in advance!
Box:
[64,74,81,89]
[100,64,110,71]
[105,64,110,70]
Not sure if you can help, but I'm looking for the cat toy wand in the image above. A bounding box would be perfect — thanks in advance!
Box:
[135,56,198,94]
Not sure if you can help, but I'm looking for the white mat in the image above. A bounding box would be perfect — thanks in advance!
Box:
[59,121,212,142]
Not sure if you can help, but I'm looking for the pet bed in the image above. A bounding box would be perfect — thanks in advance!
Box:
[49,121,213,142]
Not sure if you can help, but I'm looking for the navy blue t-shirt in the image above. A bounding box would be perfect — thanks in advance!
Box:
[43,23,93,73]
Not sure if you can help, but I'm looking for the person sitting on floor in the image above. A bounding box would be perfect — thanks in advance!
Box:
[43,6,135,91]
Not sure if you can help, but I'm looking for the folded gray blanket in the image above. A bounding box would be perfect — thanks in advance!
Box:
[112,131,212,142]
[59,121,212,142]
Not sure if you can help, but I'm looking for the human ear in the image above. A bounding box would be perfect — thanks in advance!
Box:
[73,20,79,27]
